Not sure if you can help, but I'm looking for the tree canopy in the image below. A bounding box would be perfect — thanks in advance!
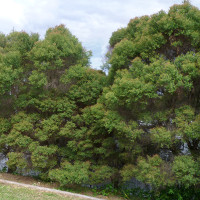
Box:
[0,2,200,195]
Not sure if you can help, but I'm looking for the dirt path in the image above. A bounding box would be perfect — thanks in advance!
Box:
[0,179,105,200]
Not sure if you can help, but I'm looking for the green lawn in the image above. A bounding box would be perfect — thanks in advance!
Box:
[0,183,87,200]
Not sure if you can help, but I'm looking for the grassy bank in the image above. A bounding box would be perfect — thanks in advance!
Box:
[0,183,86,200]
[0,173,124,199]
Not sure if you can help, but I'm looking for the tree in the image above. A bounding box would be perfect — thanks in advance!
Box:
[0,25,107,181]
[99,1,200,188]
[0,2,200,193]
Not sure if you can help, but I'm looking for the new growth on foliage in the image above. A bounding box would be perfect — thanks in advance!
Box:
[0,1,200,193]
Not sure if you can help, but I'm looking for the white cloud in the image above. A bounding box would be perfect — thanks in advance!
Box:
[0,0,199,68]
[0,0,24,32]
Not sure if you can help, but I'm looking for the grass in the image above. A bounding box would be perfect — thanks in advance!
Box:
[0,183,86,200]
[0,172,124,199]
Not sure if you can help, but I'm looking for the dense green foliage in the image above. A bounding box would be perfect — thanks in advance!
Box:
[105,1,200,191]
[0,2,200,198]
[0,25,108,182]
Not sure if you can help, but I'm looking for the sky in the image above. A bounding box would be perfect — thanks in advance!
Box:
[0,0,200,69]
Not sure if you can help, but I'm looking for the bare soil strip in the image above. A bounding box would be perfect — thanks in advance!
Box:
[0,179,105,200]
